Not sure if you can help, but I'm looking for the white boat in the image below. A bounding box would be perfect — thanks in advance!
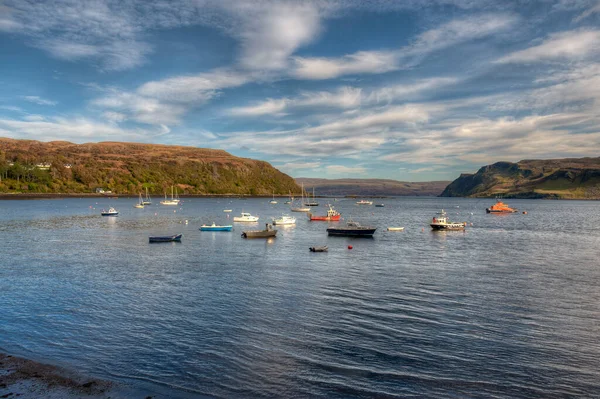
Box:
[141,187,152,205]
[269,191,277,204]
[101,207,119,216]
[272,214,296,225]
[291,183,311,212]
[223,209,232,212]
[430,210,466,231]
[133,193,144,208]
[233,212,259,222]
[160,186,180,206]
[387,227,405,231]
[356,199,373,205]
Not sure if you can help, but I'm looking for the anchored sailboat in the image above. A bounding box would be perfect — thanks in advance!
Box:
[160,186,180,205]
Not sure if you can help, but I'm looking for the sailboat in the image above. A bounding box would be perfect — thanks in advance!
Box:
[141,187,152,205]
[291,183,311,212]
[133,193,145,208]
[270,191,278,204]
[284,191,292,204]
[160,186,180,206]
[304,187,319,206]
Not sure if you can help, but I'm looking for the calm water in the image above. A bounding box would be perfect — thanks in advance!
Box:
[1,197,599,398]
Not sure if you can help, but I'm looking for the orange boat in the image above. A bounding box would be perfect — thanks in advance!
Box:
[308,205,341,221]
[486,199,517,213]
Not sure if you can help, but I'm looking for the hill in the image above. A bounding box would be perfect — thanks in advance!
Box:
[0,138,299,195]
[440,157,600,199]
[295,178,450,196]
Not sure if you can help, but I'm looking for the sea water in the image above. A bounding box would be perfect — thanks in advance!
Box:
[0,197,599,398]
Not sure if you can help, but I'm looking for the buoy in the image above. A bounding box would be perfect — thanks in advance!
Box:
[348,245,353,250]
[523,211,527,214]
[422,227,424,232]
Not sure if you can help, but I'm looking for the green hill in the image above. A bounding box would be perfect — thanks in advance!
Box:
[440,157,600,199]
[0,138,299,195]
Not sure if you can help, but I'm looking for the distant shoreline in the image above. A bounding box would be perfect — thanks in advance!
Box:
[0,193,394,200]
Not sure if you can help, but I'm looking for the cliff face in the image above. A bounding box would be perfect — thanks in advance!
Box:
[295,178,450,196]
[440,158,600,199]
[0,138,299,195]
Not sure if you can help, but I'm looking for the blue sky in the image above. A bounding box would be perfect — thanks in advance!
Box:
[1,0,599,181]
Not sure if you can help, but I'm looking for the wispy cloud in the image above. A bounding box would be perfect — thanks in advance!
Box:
[22,96,57,106]
[326,165,367,175]
[497,29,600,63]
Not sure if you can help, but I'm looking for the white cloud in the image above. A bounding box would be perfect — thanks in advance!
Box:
[0,105,23,112]
[292,51,399,80]
[574,1,600,22]
[366,78,459,104]
[230,99,288,117]
[23,114,46,122]
[326,165,367,175]
[92,91,187,125]
[103,111,127,123]
[22,96,57,106]
[497,30,600,63]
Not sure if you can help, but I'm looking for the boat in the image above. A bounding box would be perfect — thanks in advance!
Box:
[291,183,311,212]
[160,186,180,206]
[308,204,341,221]
[233,212,259,222]
[200,223,233,231]
[241,223,277,238]
[356,199,373,205]
[309,246,328,252]
[101,207,118,216]
[430,210,466,231]
[223,209,232,212]
[149,233,182,243]
[133,193,145,208]
[375,204,385,207]
[141,187,152,205]
[387,227,405,231]
[326,220,376,237]
[304,187,319,206]
[272,214,296,225]
[269,192,278,204]
[486,199,517,213]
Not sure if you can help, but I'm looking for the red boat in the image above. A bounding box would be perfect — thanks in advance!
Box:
[308,205,341,221]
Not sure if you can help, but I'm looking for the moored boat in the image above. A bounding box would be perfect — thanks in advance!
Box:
[160,186,180,206]
[308,204,341,221]
[309,246,328,252]
[241,223,277,238]
[327,220,376,237]
[486,199,517,213]
[101,207,119,216]
[356,199,373,205]
[375,204,385,207]
[149,233,182,243]
[233,212,259,222]
[141,187,152,205]
[430,210,466,231]
[387,227,404,231]
[200,223,233,231]
[272,214,296,225]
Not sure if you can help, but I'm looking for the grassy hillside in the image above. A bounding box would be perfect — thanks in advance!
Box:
[440,158,600,199]
[0,138,299,195]
[295,178,450,196]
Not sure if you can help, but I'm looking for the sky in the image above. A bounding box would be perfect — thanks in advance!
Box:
[1,0,599,181]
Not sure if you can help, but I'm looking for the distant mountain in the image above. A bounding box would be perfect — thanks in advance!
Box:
[0,138,299,195]
[440,157,600,199]
[295,178,450,196]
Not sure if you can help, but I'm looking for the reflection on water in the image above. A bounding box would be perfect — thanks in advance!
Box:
[0,197,599,398]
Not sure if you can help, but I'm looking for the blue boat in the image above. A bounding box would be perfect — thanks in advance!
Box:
[149,234,182,243]
[200,223,233,232]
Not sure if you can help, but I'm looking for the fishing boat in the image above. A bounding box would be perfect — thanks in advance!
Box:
[141,187,152,205]
[326,220,376,237]
[430,210,466,231]
[291,183,311,212]
[308,204,341,221]
[241,223,277,238]
[149,233,182,243]
[272,214,296,225]
[309,246,328,252]
[486,199,517,213]
[160,186,180,206]
[133,193,145,208]
[100,207,118,216]
[200,223,233,231]
[233,212,259,222]
[304,187,319,206]
[356,199,373,205]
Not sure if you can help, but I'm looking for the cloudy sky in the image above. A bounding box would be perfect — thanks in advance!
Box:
[1,0,599,181]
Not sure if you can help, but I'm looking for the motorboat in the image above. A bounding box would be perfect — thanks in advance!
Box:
[486,199,517,213]
[272,214,296,225]
[375,204,385,207]
[430,210,466,231]
[101,207,119,216]
[241,223,277,238]
[223,209,232,212]
[200,223,233,231]
[149,233,182,243]
[387,227,404,231]
[309,246,328,252]
[308,205,341,221]
[233,212,259,222]
[356,200,373,205]
[326,220,376,237]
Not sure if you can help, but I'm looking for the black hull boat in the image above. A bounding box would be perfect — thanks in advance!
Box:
[326,221,376,237]
[309,246,328,252]
[149,234,183,243]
